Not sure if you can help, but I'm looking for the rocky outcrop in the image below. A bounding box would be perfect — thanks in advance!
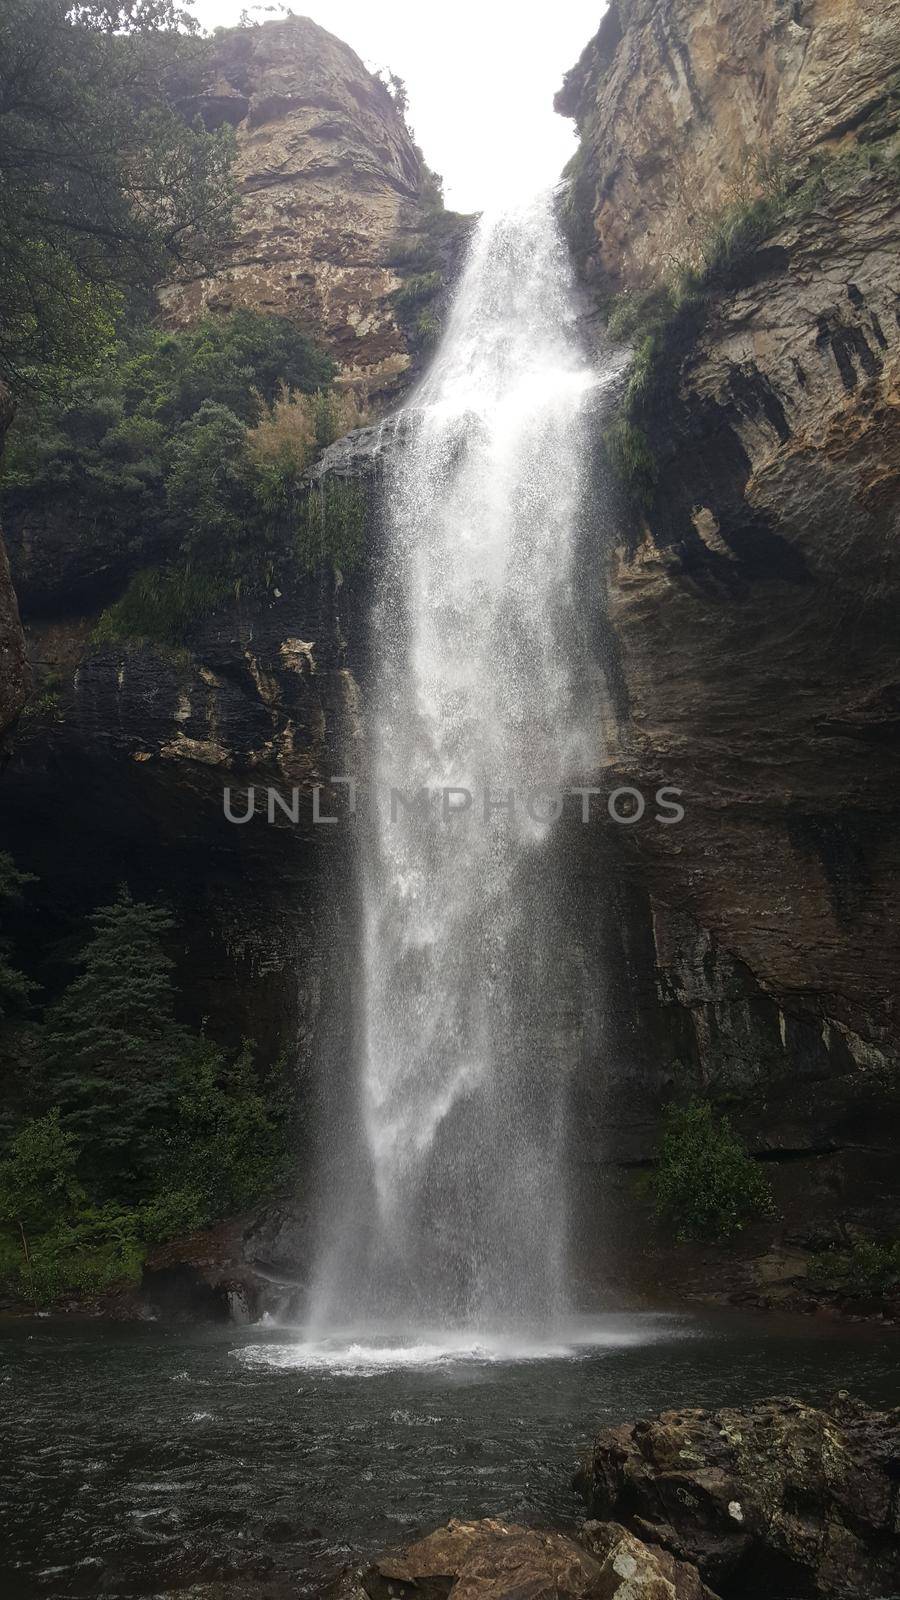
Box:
[0,551,369,1063]
[161,17,470,402]
[554,0,900,1274]
[337,1516,715,1600]
[556,0,900,291]
[575,1394,900,1599]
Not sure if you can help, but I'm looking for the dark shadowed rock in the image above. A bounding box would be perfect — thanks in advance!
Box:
[575,1394,900,1598]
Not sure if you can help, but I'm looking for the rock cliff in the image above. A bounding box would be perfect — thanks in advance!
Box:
[556,0,900,291]
[555,0,900,1292]
[160,16,469,402]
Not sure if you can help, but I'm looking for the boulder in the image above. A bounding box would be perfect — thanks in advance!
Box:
[575,1394,900,1598]
[340,1515,715,1600]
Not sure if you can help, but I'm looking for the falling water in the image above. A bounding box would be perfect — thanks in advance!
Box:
[308,192,596,1343]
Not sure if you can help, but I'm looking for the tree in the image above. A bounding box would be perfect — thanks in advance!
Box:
[0,851,37,1018]
[0,0,235,394]
[650,1100,775,1241]
[0,1108,83,1233]
[121,309,335,427]
[42,888,191,1192]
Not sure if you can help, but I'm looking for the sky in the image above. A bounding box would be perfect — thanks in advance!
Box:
[186,1,605,213]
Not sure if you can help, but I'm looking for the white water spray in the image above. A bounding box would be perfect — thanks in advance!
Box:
[308,192,596,1342]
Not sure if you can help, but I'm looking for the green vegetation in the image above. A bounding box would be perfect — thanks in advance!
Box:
[0,881,288,1305]
[0,853,38,1019]
[650,1099,775,1242]
[808,1235,900,1298]
[296,480,367,573]
[392,272,443,310]
[2,311,369,646]
[0,1,235,396]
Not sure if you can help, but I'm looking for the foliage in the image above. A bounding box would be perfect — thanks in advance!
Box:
[2,312,365,645]
[0,852,38,1018]
[91,565,232,648]
[0,0,236,394]
[0,882,290,1305]
[808,1236,900,1297]
[0,1109,83,1232]
[296,480,367,573]
[650,1100,775,1242]
[604,419,657,509]
[393,272,443,310]
[118,310,334,428]
[41,889,192,1193]
[247,384,366,468]
[150,1039,287,1229]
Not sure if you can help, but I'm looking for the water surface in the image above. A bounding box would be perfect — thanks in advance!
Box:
[2,1311,899,1597]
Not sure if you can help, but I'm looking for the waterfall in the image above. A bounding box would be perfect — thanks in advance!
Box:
[308,192,595,1341]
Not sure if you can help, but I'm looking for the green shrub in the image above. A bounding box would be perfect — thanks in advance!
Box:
[0,1204,145,1304]
[0,1109,83,1232]
[4,311,355,646]
[604,419,657,508]
[393,272,442,310]
[413,309,442,349]
[0,879,291,1307]
[296,480,366,574]
[808,1236,900,1296]
[0,852,38,1019]
[92,566,233,648]
[651,1100,775,1242]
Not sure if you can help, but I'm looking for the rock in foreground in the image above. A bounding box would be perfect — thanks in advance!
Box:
[575,1394,900,1598]
[338,1515,715,1599]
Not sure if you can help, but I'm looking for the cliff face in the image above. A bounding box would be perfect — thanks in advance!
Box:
[557,0,900,290]
[557,0,900,1277]
[160,17,463,402]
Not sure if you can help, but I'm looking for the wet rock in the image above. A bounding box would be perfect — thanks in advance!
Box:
[339,1516,715,1600]
[581,1522,719,1598]
[575,1394,900,1598]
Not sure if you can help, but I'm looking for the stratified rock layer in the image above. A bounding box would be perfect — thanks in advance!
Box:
[556,0,900,290]
[160,16,463,401]
[555,0,900,1284]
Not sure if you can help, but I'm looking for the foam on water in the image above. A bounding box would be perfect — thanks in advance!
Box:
[235,1317,690,1376]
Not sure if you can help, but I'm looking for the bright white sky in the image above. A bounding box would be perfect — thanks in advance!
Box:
[186,1,606,213]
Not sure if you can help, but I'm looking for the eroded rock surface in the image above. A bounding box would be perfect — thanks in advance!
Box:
[554,0,900,1273]
[557,0,900,290]
[161,16,469,402]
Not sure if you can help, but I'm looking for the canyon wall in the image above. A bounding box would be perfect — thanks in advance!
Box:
[557,0,900,291]
[557,0,900,1292]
